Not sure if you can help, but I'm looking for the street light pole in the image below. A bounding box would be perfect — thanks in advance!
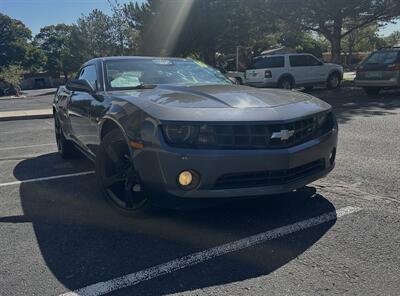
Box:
[236,46,239,72]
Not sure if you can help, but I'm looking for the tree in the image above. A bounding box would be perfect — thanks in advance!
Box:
[381,30,400,47]
[342,23,380,65]
[76,9,115,57]
[0,13,31,67]
[108,0,138,55]
[0,13,46,71]
[0,65,23,94]
[22,45,47,72]
[279,30,329,57]
[266,0,400,63]
[123,0,276,65]
[35,24,75,78]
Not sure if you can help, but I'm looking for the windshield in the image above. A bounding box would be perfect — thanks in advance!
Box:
[364,51,399,65]
[104,58,232,90]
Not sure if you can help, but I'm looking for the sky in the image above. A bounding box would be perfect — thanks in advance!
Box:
[0,0,399,37]
[0,0,144,35]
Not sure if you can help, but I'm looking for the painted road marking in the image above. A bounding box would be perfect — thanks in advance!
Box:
[0,143,55,151]
[59,206,362,296]
[0,171,95,187]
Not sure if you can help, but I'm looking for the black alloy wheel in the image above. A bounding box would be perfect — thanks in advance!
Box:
[54,116,78,159]
[96,129,149,215]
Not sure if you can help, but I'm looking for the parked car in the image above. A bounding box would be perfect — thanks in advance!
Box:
[245,53,343,91]
[354,47,400,95]
[53,56,338,216]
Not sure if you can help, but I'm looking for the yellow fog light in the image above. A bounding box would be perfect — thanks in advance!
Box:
[178,171,193,186]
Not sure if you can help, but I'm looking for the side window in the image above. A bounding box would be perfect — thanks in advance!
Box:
[265,56,284,68]
[307,55,322,66]
[289,55,308,67]
[249,56,284,69]
[79,65,97,89]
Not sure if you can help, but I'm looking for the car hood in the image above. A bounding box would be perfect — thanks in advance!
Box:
[109,84,332,122]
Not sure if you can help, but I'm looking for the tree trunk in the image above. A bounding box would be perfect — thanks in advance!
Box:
[330,19,343,64]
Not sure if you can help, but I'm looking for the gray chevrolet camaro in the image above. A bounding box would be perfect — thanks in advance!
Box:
[53,56,338,215]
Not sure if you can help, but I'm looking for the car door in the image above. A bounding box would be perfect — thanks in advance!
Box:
[289,55,311,85]
[306,55,326,83]
[68,64,98,150]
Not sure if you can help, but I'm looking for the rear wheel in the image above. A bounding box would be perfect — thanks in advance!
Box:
[235,77,243,85]
[96,129,149,216]
[327,72,341,89]
[363,87,381,96]
[54,116,78,159]
[278,77,293,89]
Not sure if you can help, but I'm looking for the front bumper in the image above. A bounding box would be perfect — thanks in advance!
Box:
[134,129,337,200]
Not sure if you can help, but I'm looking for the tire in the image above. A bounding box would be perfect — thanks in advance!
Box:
[278,76,294,89]
[235,77,243,85]
[327,72,341,89]
[304,86,314,92]
[363,87,381,96]
[96,129,150,216]
[54,116,78,159]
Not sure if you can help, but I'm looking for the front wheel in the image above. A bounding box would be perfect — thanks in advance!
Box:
[327,72,341,89]
[363,87,381,96]
[96,129,149,216]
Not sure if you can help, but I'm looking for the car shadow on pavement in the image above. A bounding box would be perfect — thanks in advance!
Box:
[310,87,400,124]
[11,153,337,295]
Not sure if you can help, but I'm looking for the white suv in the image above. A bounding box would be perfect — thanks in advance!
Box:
[245,53,343,90]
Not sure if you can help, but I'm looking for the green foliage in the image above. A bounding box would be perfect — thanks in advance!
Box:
[0,13,46,71]
[279,31,329,57]
[123,0,279,65]
[34,24,75,77]
[0,65,23,87]
[22,44,47,72]
[380,30,400,47]
[266,0,400,63]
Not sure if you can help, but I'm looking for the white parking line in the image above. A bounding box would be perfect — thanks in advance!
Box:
[0,171,95,187]
[59,206,362,296]
[0,143,55,151]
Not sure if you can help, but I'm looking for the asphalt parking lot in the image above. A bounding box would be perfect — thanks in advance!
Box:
[0,87,400,295]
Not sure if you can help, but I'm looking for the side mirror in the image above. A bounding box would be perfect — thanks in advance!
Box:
[318,61,324,66]
[66,79,95,93]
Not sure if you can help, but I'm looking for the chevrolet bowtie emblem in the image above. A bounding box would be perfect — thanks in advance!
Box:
[271,129,295,141]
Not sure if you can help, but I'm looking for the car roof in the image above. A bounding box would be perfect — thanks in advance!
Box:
[254,53,314,59]
[84,56,190,66]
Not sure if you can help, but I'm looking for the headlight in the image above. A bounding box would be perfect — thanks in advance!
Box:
[162,124,198,144]
[317,111,336,134]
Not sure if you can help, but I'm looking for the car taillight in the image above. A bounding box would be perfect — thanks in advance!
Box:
[385,63,400,71]
[264,70,272,78]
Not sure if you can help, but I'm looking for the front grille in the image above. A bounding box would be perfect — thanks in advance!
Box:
[214,160,325,189]
[162,112,335,149]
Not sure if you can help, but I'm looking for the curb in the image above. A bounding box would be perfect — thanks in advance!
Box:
[0,110,53,121]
